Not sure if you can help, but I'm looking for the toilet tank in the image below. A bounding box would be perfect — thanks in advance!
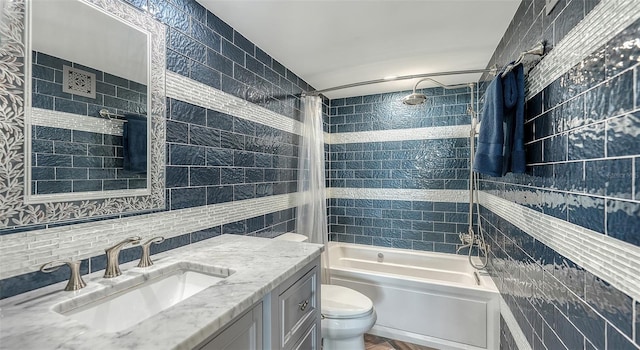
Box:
[274,233,309,242]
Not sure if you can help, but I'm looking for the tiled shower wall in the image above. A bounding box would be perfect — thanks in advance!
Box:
[478,0,640,349]
[0,0,311,299]
[327,88,476,253]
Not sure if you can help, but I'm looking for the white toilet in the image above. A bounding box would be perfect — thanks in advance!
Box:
[274,233,377,350]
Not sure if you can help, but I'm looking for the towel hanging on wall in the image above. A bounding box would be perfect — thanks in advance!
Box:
[473,63,525,177]
[123,114,147,173]
[505,63,525,173]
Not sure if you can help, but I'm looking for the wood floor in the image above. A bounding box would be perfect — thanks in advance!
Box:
[364,334,439,350]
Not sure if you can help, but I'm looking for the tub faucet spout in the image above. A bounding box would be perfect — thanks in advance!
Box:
[104,236,141,278]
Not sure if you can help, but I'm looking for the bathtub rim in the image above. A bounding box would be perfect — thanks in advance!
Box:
[327,241,498,293]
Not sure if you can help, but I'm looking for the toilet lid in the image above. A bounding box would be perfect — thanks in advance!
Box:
[321,284,373,319]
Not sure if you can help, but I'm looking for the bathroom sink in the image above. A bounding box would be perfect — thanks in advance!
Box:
[54,262,233,332]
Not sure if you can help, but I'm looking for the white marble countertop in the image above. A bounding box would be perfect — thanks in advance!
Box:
[0,234,323,349]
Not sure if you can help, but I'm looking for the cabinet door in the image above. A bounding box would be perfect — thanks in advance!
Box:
[279,267,318,349]
[200,303,263,350]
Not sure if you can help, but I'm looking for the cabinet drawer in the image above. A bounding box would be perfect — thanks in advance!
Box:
[289,323,317,350]
[279,267,318,349]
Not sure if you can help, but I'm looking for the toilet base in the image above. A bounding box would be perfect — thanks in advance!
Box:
[322,335,365,350]
[321,310,376,350]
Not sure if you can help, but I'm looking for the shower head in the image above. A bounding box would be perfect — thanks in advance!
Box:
[402,93,427,105]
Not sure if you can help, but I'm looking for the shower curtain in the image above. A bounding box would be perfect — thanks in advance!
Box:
[296,96,330,283]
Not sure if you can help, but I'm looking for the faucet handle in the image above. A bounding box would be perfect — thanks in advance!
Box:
[137,236,165,268]
[40,260,87,291]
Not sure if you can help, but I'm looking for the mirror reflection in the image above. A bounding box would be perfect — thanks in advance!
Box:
[29,0,149,197]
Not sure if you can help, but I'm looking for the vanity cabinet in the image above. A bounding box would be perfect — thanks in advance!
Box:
[196,257,321,350]
[277,266,319,350]
[199,304,263,350]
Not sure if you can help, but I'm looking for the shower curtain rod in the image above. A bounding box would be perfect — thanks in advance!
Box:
[303,41,545,97]
[303,68,496,96]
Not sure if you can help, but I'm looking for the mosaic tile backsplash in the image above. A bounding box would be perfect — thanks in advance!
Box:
[478,0,640,349]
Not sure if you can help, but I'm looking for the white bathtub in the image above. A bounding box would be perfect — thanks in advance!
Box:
[327,242,500,350]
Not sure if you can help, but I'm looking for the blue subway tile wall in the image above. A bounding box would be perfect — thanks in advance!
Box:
[481,207,637,350]
[477,1,639,349]
[150,0,311,121]
[31,126,145,194]
[329,199,475,253]
[32,51,147,116]
[500,316,518,350]
[1,0,312,299]
[328,139,470,190]
[166,97,299,210]
[329,86,472,133]
[327,86,473,252]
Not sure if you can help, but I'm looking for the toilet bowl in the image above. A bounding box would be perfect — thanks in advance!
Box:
[274,233,376,350]
[321,284,377,350]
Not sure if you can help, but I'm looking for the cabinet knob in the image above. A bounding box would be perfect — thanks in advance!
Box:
[298,300,309,311]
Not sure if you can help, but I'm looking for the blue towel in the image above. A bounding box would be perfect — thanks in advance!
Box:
[473,63,526,176]
[505,64,525,173]
[123,114,147,173]
[474,75,506,177]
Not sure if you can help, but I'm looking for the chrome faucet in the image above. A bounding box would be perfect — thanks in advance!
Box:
[104,236,141,278]
[137,236,165,267]
[40,260,87,291]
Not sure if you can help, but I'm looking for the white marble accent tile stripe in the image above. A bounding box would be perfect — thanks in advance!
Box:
[327,188,468,203]
[327,125,471,144]
[30,108,123,135]
[526,0,640,99]
[0,193,302,279]
[479,191,640,301]
[500,297,533,350]
[324,132,331,145]
[166,71,302,135]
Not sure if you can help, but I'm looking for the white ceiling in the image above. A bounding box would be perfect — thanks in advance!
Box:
[198,1,521,99]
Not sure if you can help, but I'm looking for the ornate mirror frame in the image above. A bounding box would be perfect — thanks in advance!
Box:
[0,0,166,230]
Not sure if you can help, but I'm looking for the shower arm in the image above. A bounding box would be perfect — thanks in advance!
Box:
[411,77,470,94]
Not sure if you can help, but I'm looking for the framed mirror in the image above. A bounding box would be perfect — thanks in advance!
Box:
[0,0,166,229]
